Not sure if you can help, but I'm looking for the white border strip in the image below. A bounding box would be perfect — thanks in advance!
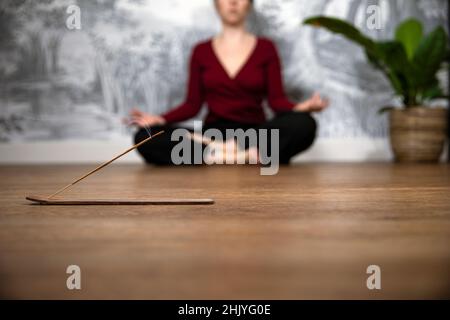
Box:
[0,137,398,164]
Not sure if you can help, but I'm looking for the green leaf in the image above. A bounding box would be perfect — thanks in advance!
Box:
[374,41,410,73]
[419,78,445,101]
[372,41,414,102]
[303,16,376,51]
[422,86,444,100]
[378,106,394,114]
[413,26,448,85]
[303,16,408,102]
[395,18,423,60]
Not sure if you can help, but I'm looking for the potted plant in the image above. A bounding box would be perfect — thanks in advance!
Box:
[303,16,449,162]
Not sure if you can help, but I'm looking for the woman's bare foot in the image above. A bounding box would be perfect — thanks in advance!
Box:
[187,132,260,164]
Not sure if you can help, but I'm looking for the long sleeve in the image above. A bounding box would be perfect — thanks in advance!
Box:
[266,41,296,112]
[161,45,204,123]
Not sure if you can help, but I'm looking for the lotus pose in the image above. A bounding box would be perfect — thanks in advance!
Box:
[127,0,328,165]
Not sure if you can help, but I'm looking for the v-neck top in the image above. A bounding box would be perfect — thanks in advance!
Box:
[161,37,295,124]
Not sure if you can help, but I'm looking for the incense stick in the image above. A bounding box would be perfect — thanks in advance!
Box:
[47,130,164,199]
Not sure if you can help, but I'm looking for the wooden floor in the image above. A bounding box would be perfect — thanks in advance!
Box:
[0,163,449,299]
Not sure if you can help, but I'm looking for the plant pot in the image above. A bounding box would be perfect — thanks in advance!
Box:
[389,107,447,162]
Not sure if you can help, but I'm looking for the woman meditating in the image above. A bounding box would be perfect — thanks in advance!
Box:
[127,0,328,165]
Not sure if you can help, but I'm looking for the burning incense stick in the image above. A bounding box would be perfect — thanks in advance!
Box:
[47,130,164,199]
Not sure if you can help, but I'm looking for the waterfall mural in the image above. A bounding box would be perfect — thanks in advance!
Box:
[0,0,447,142]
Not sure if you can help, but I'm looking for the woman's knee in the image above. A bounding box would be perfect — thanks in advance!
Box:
[278,111,317,138]
[300,113,317,140]
[133,127,169,164]
[134,128,151,158]
[298,114,317,150]
[282,112,317,154]
[134,128,148,145]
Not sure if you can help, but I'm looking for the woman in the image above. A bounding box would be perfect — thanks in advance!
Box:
[127,0,328,165]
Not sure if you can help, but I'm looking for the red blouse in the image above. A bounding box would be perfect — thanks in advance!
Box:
[161,37,295,124]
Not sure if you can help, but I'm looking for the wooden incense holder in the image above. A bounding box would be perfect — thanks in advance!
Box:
[25,130,214,206]
[26,195,214,205]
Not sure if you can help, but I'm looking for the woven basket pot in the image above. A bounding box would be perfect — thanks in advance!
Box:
[389,107,447,162]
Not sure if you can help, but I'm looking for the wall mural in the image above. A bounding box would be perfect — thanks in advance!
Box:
[0,0,447,142]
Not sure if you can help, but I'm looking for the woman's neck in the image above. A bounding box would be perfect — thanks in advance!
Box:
[216,23,253,43]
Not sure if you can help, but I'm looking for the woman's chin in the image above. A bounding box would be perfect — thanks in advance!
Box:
[222,16,246,26]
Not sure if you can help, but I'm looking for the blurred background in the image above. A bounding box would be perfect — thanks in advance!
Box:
[0,0,448,163]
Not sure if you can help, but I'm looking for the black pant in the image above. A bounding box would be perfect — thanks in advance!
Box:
[134,111,316,165]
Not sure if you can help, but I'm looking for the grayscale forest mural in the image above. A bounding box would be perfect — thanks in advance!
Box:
[0,0,447,142]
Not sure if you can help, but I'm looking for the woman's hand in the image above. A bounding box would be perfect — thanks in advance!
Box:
[124,108,166,127]
[294,92,329,113]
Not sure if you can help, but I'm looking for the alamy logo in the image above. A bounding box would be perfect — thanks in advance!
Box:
[170,121,280,175]
[366,265,381,290]
[366,5,382,30]
[66,5,81,30]
[66,265,81,290]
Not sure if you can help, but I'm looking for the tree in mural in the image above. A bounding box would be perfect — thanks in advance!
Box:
[0,1,71,140]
